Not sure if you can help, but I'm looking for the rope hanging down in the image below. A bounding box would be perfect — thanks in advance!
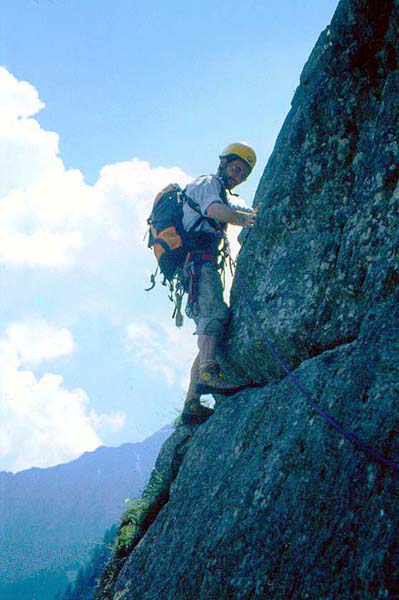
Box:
[234,270,399,475]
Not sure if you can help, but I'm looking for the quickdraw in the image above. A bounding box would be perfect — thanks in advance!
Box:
[171,274,185,328]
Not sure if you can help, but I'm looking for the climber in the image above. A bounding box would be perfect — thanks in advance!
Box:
[182,142,258,425]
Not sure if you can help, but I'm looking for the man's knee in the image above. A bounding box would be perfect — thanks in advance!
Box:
[195,310,229,337]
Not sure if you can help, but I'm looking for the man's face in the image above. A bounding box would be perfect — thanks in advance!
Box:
[220,158,250,189]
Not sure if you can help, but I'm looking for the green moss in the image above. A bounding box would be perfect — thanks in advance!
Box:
[95,469,171,599]
[115,499,149,557]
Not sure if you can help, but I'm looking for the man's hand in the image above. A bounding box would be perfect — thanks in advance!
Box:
[207,202,259,228]
[239,207,258,227]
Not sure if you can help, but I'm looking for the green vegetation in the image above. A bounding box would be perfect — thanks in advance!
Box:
[95,468,170,599]
[115,468,169,559]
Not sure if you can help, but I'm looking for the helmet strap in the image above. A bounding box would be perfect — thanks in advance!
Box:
[217,162,231,191]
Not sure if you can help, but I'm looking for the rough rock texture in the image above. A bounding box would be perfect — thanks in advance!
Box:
[226,0,398,385]
[98,1,399,598]
[97,425,196,599]
[102,303,398,600]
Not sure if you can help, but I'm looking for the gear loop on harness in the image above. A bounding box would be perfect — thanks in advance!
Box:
[181,231,234,320]
[144,266,159,292]
[172,273,185,327]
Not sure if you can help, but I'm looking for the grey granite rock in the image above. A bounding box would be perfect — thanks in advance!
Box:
[106,299,399,600]
[98,1,399,598]
[225,0,398,385]
[96,426,196,598]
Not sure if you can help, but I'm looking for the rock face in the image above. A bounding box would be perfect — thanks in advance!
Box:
[226,0,398,385]
[98,1,399,598]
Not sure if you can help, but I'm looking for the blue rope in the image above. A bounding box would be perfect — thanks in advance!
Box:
[235,271,399,474]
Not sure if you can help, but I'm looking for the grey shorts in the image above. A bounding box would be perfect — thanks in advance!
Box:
[191,262,229,337]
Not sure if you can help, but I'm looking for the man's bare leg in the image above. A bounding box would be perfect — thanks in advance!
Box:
[198,334,217,369]
[183,350,214,424]
[185,334,218,400]
[185,353,200,402]
[195,333,241,396]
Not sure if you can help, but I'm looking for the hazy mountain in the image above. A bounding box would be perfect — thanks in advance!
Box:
[0,426,172,600]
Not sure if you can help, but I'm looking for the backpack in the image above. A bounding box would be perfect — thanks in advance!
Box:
[146,183,203,285]
[146,180,233,326]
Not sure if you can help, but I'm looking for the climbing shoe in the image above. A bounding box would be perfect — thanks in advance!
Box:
[195,364,242,396]
[181,398,214,426]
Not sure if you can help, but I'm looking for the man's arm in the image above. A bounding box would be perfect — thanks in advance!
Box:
[207,202,258,227]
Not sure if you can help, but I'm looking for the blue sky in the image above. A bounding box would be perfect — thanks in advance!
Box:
[0,0,339,472]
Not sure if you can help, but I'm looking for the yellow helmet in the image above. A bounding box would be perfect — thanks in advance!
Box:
[219,142,257,173]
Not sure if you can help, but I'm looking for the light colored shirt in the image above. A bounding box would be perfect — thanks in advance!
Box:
[182,175,227,234]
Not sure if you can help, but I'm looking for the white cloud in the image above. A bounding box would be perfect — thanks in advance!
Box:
[0,67,59,197]
[95,158,191,241]
[0,66,227,469]
[126,321,196,389]
[0,68,96,267]
[0,66,44,119]
[0,66,192,270]
[4,318,76,368]
[89,410,126,433]
[0,323,125,472]
[0,228,82,268]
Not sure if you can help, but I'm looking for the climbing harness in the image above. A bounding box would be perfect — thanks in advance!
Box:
[234,268,399,474]
[153,236,232,329]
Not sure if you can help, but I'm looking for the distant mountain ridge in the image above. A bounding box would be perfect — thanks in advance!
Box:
[0,427,172,600]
